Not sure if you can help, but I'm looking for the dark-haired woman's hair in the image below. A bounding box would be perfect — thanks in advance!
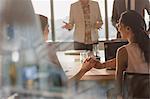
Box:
[120,10,149,63]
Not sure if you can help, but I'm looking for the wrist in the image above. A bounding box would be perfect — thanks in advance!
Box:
[94,62,100,69]
[80,68,88,74]
[102,62,106,68]
[94,62,105,69]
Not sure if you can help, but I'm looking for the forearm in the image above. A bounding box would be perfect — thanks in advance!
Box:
[94,58,116,69]
[70,69,87,81]
[94,61,105,69]
[105,58,116,68]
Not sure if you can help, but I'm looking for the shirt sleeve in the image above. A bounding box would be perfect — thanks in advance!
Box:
[69,4,74,26]
[96,2,103,26]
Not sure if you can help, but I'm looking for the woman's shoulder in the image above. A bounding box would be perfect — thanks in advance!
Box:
[116,44,128,67]
[124,43,139,50]
[117,45,128,58]
[117,43,139,55]
[117,45,127,53]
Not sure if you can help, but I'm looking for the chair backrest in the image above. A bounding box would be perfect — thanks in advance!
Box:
[123,71,150,99]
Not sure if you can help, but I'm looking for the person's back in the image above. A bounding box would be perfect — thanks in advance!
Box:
[124,43,150,73]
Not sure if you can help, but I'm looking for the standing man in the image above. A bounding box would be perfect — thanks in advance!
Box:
[112,0,150,38]
[63,0,103,50]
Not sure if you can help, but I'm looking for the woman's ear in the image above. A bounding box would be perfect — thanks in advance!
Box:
[126,26,131,32]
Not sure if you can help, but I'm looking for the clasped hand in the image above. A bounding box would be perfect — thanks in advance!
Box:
[81,56,101,72]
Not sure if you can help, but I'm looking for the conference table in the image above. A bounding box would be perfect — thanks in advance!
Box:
[56,50,115,80]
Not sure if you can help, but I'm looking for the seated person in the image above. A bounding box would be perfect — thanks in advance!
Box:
[72,10,150,96]
[38,15,67,87]
[38,14,61,67]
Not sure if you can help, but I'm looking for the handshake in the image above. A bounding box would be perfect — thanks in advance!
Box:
[81,57,116,73]
[81,56,102,73]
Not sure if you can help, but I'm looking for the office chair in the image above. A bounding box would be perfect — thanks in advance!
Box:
[123,71,150,99]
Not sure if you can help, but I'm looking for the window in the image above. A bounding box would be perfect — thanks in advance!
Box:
[145,11,149,30]
[32,0,149,41]
[31,0,52,40]
[96,0,106,40]
[54,0,77,41]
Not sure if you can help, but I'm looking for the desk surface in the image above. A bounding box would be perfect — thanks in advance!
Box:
[56,50,115,80]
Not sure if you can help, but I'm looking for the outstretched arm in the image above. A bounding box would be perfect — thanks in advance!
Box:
[95,58,116,69]
[88,57,116,69]
[62,4,74,30]
[70,57,97,80]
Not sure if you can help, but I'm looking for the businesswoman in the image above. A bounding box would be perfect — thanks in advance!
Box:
[73,11,150,96]
[63,0,103,50]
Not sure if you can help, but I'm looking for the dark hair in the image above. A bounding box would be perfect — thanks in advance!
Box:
[38,14,48,32]
[120,10,149,63]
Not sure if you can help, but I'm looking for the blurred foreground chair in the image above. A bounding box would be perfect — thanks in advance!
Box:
[123,71,150,99]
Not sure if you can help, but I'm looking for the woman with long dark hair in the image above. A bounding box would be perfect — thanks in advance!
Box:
[93,11,150,94]
[72,11,150,97]
[114,10,150,96]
